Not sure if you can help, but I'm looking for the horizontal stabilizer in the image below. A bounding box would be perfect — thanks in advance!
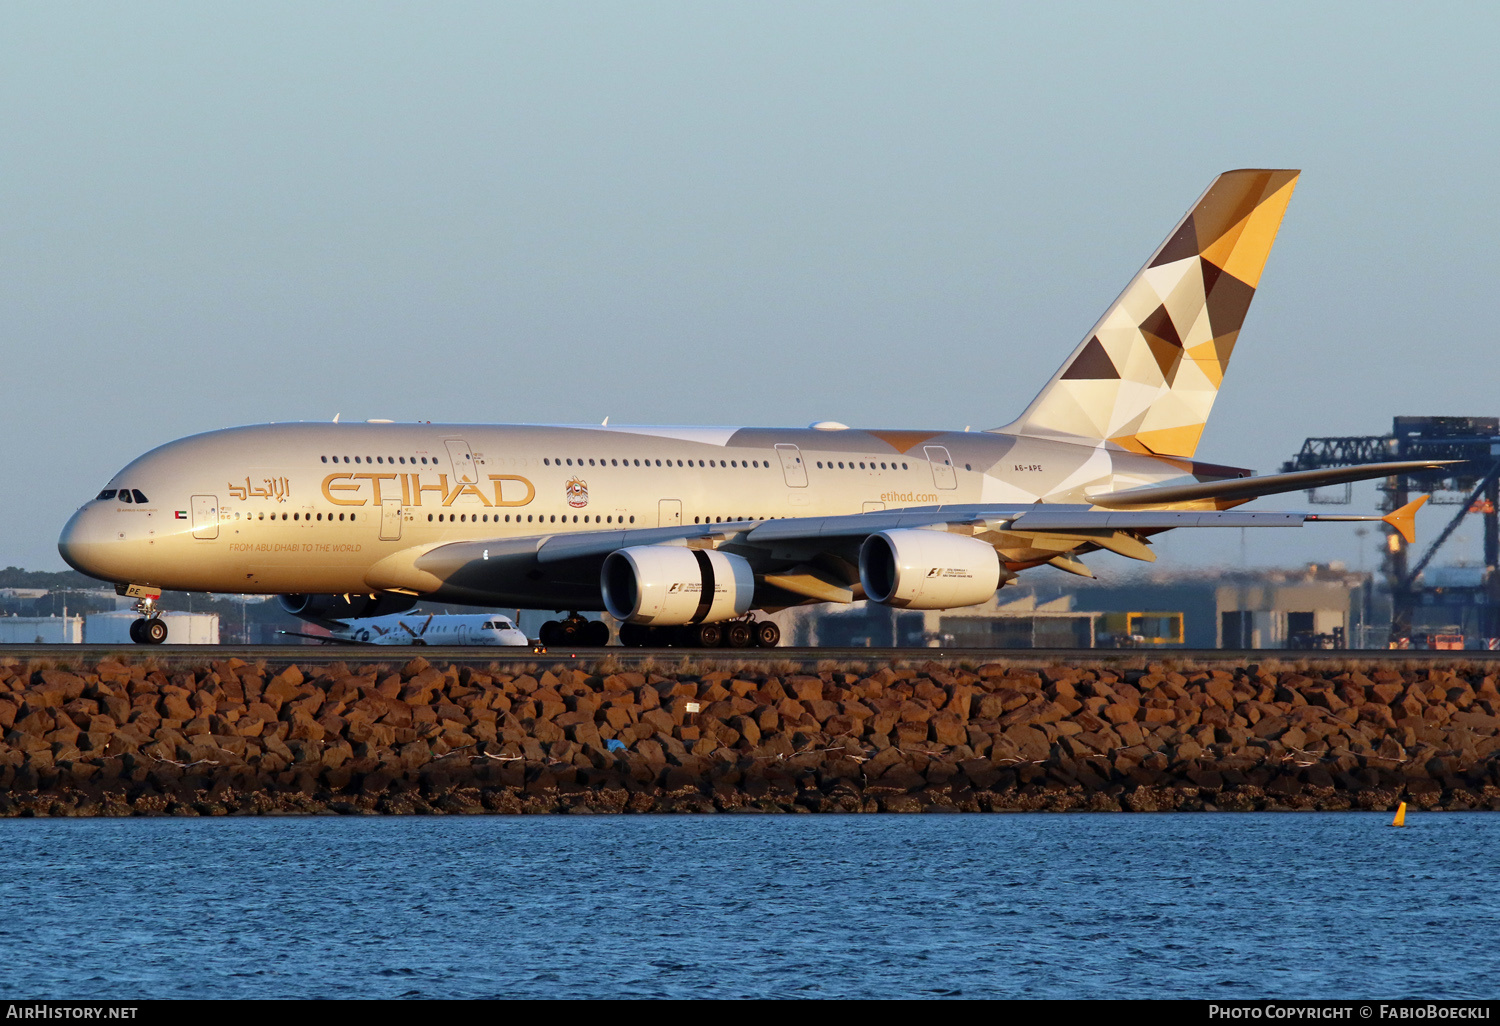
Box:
[1086,460,1454,508]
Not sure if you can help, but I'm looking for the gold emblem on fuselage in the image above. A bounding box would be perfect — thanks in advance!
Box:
[565,477,588,508]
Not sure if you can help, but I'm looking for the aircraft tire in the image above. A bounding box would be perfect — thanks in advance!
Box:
[539,620,561,646]
[618,622,650,647]
[755,621,781,648]
[725,622,753,648]
[695,623,723,648]
[144,618,168,645]
[129,619,145,644]
[583,620,611,646]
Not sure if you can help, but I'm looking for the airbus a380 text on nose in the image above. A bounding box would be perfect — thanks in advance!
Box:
[60,170,1438,646]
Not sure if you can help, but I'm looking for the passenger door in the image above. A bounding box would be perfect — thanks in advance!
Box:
[775,444,808,487]
[658,499,682,527]
[924,446,958,490]
[380,498,403,541]
[444,438,478,484]
[190,495,219,540]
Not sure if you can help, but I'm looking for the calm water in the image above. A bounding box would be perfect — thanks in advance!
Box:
[0,813,1495,999]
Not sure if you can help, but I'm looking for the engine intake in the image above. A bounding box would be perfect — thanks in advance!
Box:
[859,530,1002,609]
[278,592,419,629]
[601,545,754,625]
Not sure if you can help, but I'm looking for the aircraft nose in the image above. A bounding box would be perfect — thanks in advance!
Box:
[58,505,126,582]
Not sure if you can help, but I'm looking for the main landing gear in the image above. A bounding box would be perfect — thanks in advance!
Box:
[127,595,168,645]
[538,613,611,648]
[617,617,780,649]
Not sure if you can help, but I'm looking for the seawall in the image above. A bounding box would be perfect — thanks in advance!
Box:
[1,653,1498,815]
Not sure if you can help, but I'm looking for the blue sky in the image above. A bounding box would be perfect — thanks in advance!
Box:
[3,2,1495,574]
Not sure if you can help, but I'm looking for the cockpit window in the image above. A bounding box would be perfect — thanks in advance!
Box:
[131,489,149,504]
[96,489,117,501]
[119,490,134,504]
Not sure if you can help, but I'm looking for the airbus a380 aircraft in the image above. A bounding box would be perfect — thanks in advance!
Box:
[59,169,1440,646]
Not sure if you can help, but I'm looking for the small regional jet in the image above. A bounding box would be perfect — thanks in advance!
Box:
[281,611,530,647]
[59,169,1443,646]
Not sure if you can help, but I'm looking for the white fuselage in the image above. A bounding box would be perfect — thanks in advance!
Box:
[57,420,1218,607]
[333,613,529,646]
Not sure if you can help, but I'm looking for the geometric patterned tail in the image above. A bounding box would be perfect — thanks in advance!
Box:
[995,169,1300,458]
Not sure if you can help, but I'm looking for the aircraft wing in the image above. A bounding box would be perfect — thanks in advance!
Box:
[363,496,1426,604]
[1085,459,1452,508]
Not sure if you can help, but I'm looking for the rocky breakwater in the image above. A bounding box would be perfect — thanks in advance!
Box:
[0,656,1498,815]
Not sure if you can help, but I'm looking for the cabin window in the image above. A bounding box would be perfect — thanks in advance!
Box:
[320,456,328,464]
[694,516,700,523]
[629,515,634,524]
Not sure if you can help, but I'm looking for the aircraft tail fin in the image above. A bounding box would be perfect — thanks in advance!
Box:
[995,169,1300,458]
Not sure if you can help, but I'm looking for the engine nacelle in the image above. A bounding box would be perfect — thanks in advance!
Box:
[278,592,419,629]
[859,529,1002,610]
[601,545,755,626]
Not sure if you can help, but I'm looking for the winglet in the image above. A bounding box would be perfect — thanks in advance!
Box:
[1383,495,1428,545]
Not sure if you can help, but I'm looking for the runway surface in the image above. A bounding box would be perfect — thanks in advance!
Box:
[1,645,1497,667]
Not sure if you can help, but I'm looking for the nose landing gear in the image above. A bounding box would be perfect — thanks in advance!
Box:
[124,590,168,645]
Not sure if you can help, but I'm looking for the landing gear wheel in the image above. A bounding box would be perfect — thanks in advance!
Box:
[143,618,168,645]
[539,620,562,646]
[755,620,781,648]
[410,638,427,646]
[582,620,611,646]
[129,619,145,644]
[725,621,753,649]
[618,622,651,647]
[695,623,723,648]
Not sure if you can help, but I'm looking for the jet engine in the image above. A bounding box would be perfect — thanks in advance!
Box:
[278,592,419,628]
[859,530,1003,610]
[601,545,755,625]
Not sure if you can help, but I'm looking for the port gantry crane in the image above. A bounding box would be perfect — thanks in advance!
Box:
[1282,416,1500,645]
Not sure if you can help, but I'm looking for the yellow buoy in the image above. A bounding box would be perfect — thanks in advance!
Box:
[1392,801,1407,827]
